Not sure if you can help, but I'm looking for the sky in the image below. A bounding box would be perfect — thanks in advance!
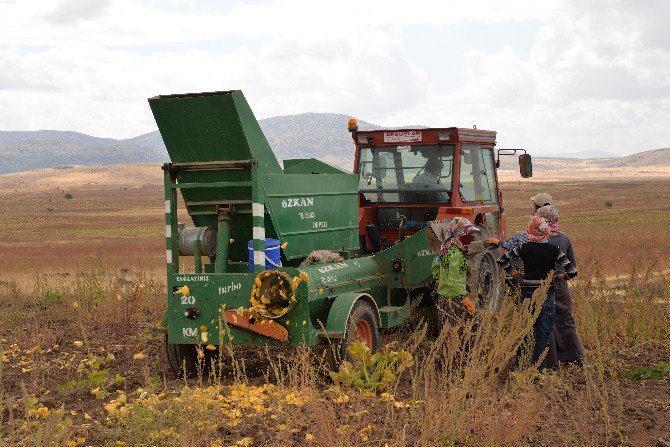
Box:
[0,0,669,156]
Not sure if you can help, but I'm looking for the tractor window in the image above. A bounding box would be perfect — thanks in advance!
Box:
[459,145,498,204]
[358,145,454,203]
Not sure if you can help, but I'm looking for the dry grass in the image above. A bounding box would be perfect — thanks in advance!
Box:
[0,261,667,446]
[1,176,668,281]
[503,179,670,276]
[0,177,669,445]
[0,184,165,284]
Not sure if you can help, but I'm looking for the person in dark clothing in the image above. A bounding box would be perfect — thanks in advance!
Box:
[497,216,578,371]
[537,205,584,367]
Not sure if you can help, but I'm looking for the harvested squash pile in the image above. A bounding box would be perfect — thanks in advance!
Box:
[247,270,309,319]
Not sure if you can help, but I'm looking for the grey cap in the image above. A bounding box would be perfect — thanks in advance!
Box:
[530,192,553,207]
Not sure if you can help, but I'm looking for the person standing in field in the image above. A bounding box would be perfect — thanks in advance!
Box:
[537,205,584,367]
[485,192,554,251]
[497,216,578,371]
[427,217,479,327]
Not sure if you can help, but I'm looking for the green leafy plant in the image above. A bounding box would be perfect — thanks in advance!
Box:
[40,291,65,306]
[56,355,124,397]
[622,362,670,381]
[330,341,413,394]
[146,375,162,391]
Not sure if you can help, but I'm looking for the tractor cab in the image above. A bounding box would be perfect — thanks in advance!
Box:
[350,121,531,253]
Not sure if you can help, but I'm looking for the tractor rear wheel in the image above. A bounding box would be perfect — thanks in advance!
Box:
[165,335,217,378]
[331,300,380,367]
[472,252,502,313]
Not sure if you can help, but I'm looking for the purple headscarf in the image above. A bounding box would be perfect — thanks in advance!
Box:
[439,217,480,255]
[537,205,561,235]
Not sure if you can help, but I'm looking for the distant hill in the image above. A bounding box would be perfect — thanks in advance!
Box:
[0,130,166,174]
[0,130,99,146]
[600,148,670,168]
[1,115,669,174]
[549,150,619,159]
[258,113,380,166]
[0,113,377,174]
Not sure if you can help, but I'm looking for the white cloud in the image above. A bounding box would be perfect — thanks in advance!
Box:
[382,0,670,155]
[0,0,668,154]
[42,0,112,25]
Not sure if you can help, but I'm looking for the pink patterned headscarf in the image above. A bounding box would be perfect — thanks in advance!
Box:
[526,216,550,243]
[440,217,480,254]
[537,205,561,235]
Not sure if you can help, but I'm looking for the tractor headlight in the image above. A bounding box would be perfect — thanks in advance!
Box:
[357,135,373,145]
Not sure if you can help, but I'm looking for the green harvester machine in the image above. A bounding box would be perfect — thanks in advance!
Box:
[151,91,451,376]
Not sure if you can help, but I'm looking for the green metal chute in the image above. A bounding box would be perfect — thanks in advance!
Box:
[150,90,359,268]
[149,90,281,171]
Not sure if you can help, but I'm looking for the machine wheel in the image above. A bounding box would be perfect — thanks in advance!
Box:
[165,334,217,378]
[472,252,503,313]
[331,300,380,366]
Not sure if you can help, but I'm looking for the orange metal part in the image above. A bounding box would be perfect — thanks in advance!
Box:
[224,310,289,342]
[354,319,373,349]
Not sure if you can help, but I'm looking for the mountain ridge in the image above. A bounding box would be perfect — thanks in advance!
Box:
[1,113,669,174]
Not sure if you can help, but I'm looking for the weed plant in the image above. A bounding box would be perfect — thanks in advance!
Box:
[0,257,668,446]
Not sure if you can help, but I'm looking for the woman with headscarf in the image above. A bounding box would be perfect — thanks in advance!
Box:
[497,216,578,371]
[537,205,584,367]
[484,192,554,252]
[427,217,480,327]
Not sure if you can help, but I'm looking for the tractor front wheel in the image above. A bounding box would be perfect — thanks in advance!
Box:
[472,252,502,313]
[331,300,380,366]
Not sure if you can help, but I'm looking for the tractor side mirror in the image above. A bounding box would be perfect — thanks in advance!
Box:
[519,154,533,178]
[359,161,374,185]
[363,170,374,186]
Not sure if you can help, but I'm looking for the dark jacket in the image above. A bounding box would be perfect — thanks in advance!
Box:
[497,242,577,290]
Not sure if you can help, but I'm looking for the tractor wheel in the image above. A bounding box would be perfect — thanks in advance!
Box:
[331,300,380,367]
[165,335,217,378]
[472,252,503,313]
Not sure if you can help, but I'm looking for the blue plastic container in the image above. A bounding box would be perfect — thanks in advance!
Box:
[247,238,282,273]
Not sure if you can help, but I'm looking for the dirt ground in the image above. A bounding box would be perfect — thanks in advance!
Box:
[1,308,668,446]
[536,344,670,446]
[0,168,669,446]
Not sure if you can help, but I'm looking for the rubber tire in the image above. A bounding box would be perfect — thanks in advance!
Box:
[165,334,217,379]
[331,300,380,367]
[472,252,502,314]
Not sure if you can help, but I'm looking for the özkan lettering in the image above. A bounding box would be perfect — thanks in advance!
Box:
[281,197,314,208]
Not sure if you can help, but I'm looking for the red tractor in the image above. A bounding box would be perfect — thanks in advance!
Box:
[349,120,532,310]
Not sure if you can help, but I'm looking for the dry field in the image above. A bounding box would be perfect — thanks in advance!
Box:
[0,166,669,446]
[502,178,670,277]
[0,165,164,284]
[1,166,668,281]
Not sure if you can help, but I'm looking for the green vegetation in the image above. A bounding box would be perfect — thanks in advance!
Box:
[330,340,414,393]
[56,355,125,399]
[40,290,65,306]
[623,362,670,381]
